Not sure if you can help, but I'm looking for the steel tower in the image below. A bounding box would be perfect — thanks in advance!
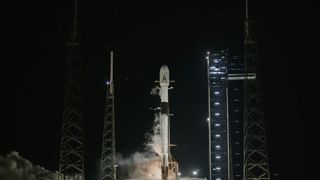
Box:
[243,0,270,179]
[58,0,85,179]
[100,51,116,180]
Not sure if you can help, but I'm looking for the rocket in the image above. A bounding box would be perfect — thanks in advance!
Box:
[159,65,170,180]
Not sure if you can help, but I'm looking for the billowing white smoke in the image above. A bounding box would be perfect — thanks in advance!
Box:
[118,114,162,179]
[0,151,58,180]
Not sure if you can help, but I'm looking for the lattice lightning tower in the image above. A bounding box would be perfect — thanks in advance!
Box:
[243,0,270,179]
[100,51,116,180]
[58,0,85,179]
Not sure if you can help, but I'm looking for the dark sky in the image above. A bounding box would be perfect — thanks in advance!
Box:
[2,0,318,180]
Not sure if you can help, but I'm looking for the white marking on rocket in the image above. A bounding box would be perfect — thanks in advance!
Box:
[159,65,170,170]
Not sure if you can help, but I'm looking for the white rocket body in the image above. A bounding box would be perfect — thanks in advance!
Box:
[159,65,170,176]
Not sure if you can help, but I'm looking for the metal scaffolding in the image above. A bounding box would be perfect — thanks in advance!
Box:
[58,0,85,179]
[100,51,116,180]
[243,0,270,179]
[207,50,230,180]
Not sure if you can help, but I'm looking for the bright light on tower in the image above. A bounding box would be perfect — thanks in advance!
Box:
[192,170,198,176]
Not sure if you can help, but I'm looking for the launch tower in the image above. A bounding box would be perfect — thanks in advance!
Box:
[206,50,256,180]
[206,51,230,180]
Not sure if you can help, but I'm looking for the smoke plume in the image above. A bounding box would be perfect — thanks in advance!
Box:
[150,87,160,96]
[0,151,58,180]
[117,114,162,179]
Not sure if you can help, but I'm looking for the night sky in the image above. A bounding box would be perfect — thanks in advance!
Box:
[1,0,318,180]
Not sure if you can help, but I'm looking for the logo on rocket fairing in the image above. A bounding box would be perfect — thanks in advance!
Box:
[162,75,167,82]
[160,65,170,87]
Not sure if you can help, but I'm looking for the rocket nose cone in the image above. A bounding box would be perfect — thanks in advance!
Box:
[160,65,169,74]
[160,65,170,86]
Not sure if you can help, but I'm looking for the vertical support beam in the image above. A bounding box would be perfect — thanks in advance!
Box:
[226,86,231,180]
[245,0,249,39]
[72,0,78,41]
[110,51,113,86]
[206,53,212,180]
